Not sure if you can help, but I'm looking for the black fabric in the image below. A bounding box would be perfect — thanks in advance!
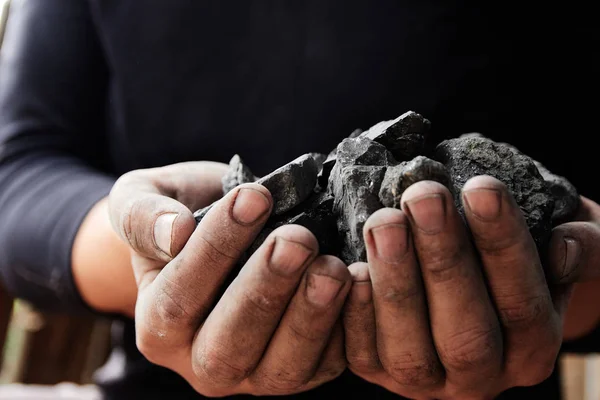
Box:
[0,0,598,399]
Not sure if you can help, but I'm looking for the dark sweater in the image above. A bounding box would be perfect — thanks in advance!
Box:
[0,0,597,398]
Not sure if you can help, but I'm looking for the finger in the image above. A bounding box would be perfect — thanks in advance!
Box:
[250,255,351,394]
[401,181,503,390]
[109,161,228,261]
[135,183,272,359]
[191,225,318,387]
[307,323,347,388]
[364,208,443,390]
[462,176,560,386]
[548,221,600,284]
[343,262,380,375]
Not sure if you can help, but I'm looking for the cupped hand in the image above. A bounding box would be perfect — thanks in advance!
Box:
[108,162,351,396]
[344,175,584,400]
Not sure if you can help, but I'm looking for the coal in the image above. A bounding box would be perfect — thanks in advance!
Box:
[256,154,318,215]
[434,135,555,248]
[534,161,580,224]
[221,154,257,194]
[194,111,580,265]
[332,166,386,264]
[379,156,451,209]
[361,110,431,161]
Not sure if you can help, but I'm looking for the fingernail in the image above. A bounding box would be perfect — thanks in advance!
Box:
[306,273,344,307]
[349,266,372,304]
[463,188,502,221]
[404,194,446,234]
[562,237,581,278]
[153,213,178,256]
[370,224,409,263]
[270,237,314,276]
[232,188,270,225]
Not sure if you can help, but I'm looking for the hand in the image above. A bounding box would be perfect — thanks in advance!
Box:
[343,175,584,399]
[108,162,351,396]
[549,196,600,339]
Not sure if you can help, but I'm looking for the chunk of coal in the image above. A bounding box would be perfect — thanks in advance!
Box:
[326,136,394,197]
[349,128,363,138]
[471,134,579,226]
[310,153,328,170]
[271,193,341,255]
[434,136,554,247]
[317,151,337,190]
[331,166,386,264]
[257,154,318,215]
[222,154,257,194]
[379,156,452,209]
[534,161,580,224]
[193,203,214,225]
[335,136,395,168]
[317,128,366,189]
[361,111,430,161]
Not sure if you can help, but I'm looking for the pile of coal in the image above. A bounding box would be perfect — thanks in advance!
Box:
[194,111,580,265]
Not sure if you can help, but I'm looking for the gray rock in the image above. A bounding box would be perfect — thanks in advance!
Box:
[379,156,452,208]
[193,203,214,225]
[334,136,395,168]
[326,136,393,196]
[331,166,386,264]
[310,153,328,170]
[242,193,340,263]
[534,161,580,225]
[469,133,580,227]
[222,154,257,194]
[257,154,318,215]
[316,128,366,189]
[317,151,337,190]
[267,193,341,256]
[361,111,430,161]
[434,136,554,248]
[348,128,363,139]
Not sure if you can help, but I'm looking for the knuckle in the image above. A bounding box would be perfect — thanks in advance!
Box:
[134,288,193,364]
[241,289,282,321]
[154,280,196,326]
[136,330,164,365]
[515,360,556,387]
[473,229,525,256]
[497,293,553,329]
[347,355,381,375]
[135,320,175,366]
[511,327,561,387]
[421,246,466,284]
[194,344,250,386]
[440,326,500,372]
[314,359,347,382]
[288,319,328,343]
[381,285,421,306]
[197,229,241,263]
[381,354,440,387]
[252,370,308,394]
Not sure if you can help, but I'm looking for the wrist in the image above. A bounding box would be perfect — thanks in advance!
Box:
[72,197,137,317]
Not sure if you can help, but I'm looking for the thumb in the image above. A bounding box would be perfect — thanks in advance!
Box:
[111,190,197,262]
[108,162,227,262]
[547,221,600,284]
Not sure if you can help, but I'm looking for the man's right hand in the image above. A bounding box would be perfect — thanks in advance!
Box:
[108,162,351,396]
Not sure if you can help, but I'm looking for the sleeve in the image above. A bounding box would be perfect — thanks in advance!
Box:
[0,0,115,313]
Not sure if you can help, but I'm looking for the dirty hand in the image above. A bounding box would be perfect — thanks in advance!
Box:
[344,175,598,399]
[108,162,351,396]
